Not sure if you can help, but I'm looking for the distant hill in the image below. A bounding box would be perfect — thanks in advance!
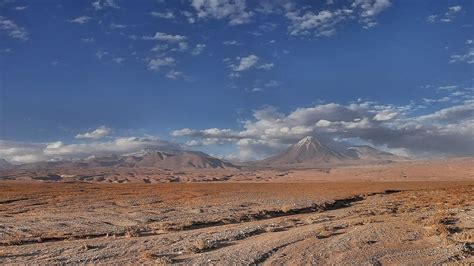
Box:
[17,149,239,170]
[346,145,407,161]
[119,149,238,169]
[0,159,13,170]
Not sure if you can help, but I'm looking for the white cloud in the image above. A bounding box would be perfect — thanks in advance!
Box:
[257,62,274,70]
[352,0,391,17]
[92,0,119,10]
[166,69,183,79]
[68,16,91,25]
[450,48,474,64]
[143,32,186,42]
[444,5,462,21]
[96,50,109,59]
[426,15,437,23]
[0,16,28,41]
[170,100,474,159]
[147,57,176,71]
[429,5,463,23]
[110,23,127,29]
[171,42,189,51]
[151,44,169,52]
[231,55,259,71]
[373,110,397,121]
[171,128,196,136]
[75,126,111,140]
[286,0,390,37]
[223,40,242,46]
[14,6,28,11]
[182,11,196,23]
[265,80,281,88]
[229,54,274,74]
[191,43,207,55]
[143,33,189,77]
[438,85,457,91]
[191,0,253,25]
[0,137,179,164]
[112,57,125,64]
[150,11,175,19]
[286,9,350,36]
[82,37,94,43]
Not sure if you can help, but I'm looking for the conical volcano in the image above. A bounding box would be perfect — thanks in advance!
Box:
[260,136,347,167]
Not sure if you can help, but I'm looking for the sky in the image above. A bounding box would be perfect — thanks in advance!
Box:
[0,0,473,164]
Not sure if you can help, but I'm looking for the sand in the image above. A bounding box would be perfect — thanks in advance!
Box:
[0,180,473,264]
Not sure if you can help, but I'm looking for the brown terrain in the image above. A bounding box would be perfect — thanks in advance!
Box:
[0,162,473,264]
[0,136,473,264]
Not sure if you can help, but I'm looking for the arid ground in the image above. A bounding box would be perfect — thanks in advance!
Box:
[0,173,473,264]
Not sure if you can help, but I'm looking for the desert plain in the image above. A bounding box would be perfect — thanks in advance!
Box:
[0,158,473,265]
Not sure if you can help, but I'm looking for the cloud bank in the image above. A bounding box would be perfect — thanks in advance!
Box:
[0,137,180,164]
[172,97,474,160]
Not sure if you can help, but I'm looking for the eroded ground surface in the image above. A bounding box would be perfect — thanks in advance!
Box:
[0,181,473,264]
[2,158,473,183]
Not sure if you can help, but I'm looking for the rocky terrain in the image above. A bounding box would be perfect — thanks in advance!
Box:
[0,157,472,183]
[0,181,472,264]
[0,136,472,264]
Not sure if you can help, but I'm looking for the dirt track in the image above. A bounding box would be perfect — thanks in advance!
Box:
[0,181,473,264]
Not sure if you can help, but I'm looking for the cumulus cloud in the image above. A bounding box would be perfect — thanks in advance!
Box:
[228,55,274,73]
[75,126,111,140]
[0,137,180,164]
[143,32,186,42]
[286,9,350,36]
[95,50,109,59]
[422,97,451,104]
[112,57,125,64]
[110,23,127,29]
[150,11,175,19]
[144,32,189,55]
[286,0,391,36]
[438,85,458,91]
[166,69,183,79]
[68,16,91,25]
[147,57,176,71]
[441,5,462,22]
[191,0,253,25]
[191,43,206,55]
[426,15,437,23]
[170,99,474,160]
[373,110,397,121]
[92,0,119,10]
[232,54,259,71]
[0,16,28,41]
[82,37,94,43]
[257,63,274,70]
[352,0,391,17]
[182,11,197,23]
[172,127,242,139]
[142,32,190,78]
[428,5,463,23]
[450,47,474,64]
[14,6,28,11]
[222,40,242,46]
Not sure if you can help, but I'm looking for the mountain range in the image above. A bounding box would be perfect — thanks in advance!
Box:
[256,136,406,168]
[0,159,12,170]
[15,149,239,170]
[1,136,406,171]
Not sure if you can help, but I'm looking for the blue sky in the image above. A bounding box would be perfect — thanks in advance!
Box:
[0,0,473,163]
